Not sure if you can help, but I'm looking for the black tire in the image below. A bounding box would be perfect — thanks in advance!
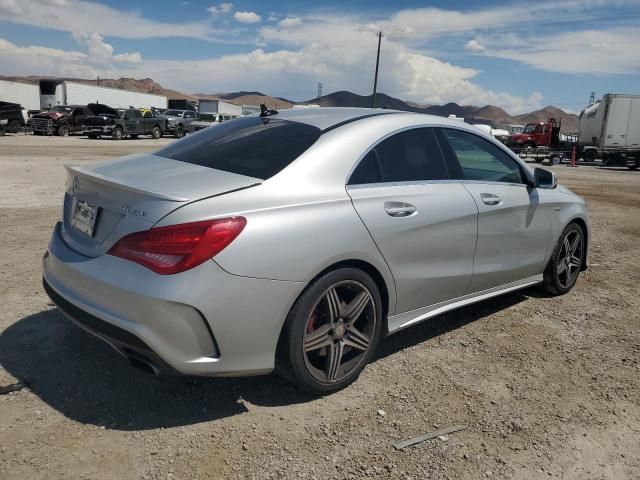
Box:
[8,119,21,133]
[0,126,5,136]
[541,223,585,296]
[584,150,597,162]
[550,154,562,166]
[628,161,638,171]
[174,126,185,138]
[151,126,161,139]
[276,268,383,394]
[57,125,70,137]
[112,127,123,140]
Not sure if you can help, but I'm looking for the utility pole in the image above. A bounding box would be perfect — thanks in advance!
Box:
[372,31,383,108]
[317,82,323,99]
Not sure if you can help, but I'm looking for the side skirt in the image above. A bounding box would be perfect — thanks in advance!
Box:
[387,275,542,334]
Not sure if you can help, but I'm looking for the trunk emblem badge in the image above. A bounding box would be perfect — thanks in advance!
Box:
[121,204,147,217]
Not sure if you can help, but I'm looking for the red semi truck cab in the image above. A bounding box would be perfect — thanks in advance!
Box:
[508,118,560,151]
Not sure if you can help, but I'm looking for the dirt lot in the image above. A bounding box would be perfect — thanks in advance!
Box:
[1,134,639,480]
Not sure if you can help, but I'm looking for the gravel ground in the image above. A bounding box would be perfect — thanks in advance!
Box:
[1,134,639,480]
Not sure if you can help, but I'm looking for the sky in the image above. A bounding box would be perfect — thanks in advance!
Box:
[1,0,639,114]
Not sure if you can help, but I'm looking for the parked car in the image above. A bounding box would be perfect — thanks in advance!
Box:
[85,107,165,140]
[160,109,198,137]
[0,101,26,133]
[42,108,589,394]
[30,104,111,136]
[190,112,236,131]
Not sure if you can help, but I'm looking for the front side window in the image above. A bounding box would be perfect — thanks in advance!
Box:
[440,128,525,184]
[349,128,448,185]
[156,116,322,179]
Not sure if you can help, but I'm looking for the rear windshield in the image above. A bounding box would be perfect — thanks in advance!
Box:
[156,116,322,180]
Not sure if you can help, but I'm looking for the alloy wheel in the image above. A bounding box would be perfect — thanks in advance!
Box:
[302,280,376,384]
[557,230,583,288]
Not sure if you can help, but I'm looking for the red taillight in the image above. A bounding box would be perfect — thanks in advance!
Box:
[108,217,246,275]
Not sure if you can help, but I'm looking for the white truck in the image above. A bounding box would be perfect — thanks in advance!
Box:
[0,80,40,111]
[578,94,640,170]
[39,80,167,110]
[198,99,243,116]
[473,123,510,144]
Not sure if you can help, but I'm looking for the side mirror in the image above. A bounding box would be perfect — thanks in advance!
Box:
[534,167,557,189]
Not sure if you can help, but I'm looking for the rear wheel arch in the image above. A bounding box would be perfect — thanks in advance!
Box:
[275,263,387,393]
[296,259,391,331]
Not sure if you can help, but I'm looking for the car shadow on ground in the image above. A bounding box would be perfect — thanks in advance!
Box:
[0,290,532,431]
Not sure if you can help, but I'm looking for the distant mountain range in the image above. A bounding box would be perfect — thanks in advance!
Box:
[1,76,579,132]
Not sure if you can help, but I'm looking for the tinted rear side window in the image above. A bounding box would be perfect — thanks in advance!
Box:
[156,116,321,180]
[349,127,449,185]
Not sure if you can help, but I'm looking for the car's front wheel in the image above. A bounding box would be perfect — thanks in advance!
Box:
[542,223,585,295]
[277,268,383,394]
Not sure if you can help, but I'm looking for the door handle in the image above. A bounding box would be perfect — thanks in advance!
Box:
[384,201,417,217]
[480,193,502,206]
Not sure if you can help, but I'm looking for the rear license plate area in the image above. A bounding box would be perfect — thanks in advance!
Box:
[72,200,99,237]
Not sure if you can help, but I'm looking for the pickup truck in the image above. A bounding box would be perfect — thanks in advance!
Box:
[160,109,198,137]
[85,107,166,140]
[30,104,103,136]
[190,113,237,132]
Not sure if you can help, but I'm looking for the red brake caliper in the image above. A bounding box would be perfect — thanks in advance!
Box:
[307,311,318,333]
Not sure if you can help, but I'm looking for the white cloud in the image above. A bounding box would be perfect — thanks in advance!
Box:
[207,3,233,14]
[279,17,302,28]
[464,39,485,53]
[234,11,261,24]
[478,27,640,75]
[0,37,100,78]
[73,32,142,65]
[0,0,211,39]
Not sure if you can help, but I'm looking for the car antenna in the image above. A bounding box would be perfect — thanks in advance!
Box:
[259,103,278,117]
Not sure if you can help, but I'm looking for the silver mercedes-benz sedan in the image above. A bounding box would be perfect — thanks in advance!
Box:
[43,107,589,394]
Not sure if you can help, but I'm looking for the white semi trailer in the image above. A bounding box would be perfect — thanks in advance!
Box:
[0,80,40,110]
[39,80,167,110]
[578,94,640,169]
[198,99,243,116]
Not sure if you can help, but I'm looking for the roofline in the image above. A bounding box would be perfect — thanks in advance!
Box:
[320,111,403,133]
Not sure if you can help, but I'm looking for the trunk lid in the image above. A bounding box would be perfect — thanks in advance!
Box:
[60,153,261,257]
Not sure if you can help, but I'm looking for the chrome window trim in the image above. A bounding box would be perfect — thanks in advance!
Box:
[345,124,448,186]
[346,179,463,190]
[436,125,534,185]
[345,123,535,188]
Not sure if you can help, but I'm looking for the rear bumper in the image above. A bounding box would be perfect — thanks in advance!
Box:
[43,222,303,377]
